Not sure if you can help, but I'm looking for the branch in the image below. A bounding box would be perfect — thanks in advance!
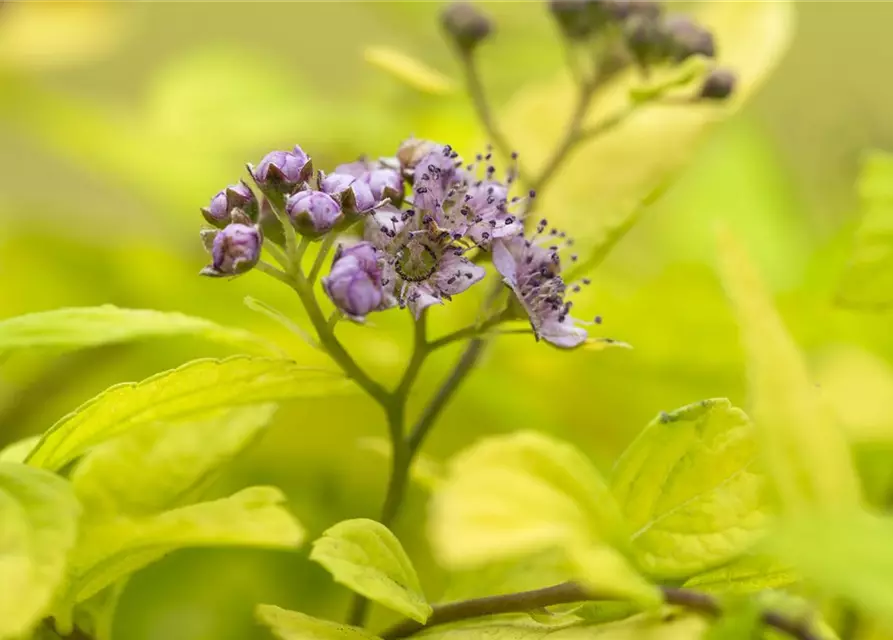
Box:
[460,52,532,184]
[380,582,821,640]
[407,335,485,454]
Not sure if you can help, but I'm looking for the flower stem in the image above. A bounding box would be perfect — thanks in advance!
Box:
[459,51,532,184]
[407,335,486,454]
[309,233,338,284]
[379,582,821,640]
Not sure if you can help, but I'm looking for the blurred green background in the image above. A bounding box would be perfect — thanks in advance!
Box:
[2,2,893,639]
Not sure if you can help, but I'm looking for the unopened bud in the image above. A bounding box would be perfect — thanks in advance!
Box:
[322,173,376,214]
[549,0,593,40]
[322,242,389,321]
[249,145,313,195]
[699,67,736,100]
[201,180,258,228]
[441,2,493,53]
[664,15,715,61]
[366,168,404,205]
[609,0,661,21]
[285,190,343,238]
[201,223,262,277]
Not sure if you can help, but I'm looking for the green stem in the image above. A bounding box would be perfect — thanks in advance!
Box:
[379,582,820,640]
[407,335,486,454]
[459,51,531,183]
[427,308,512,351]
[309,233,338,284]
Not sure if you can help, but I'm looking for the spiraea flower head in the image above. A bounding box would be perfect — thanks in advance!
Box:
[492,220,596,348]
[364,205,485,319]
[322,242,394,322]
[201,221,262,278]
[202,180,259,228]
[321,172,376,214]
[249,145,313,195]
[285,190,343,238]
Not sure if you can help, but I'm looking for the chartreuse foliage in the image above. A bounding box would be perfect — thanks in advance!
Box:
[0,464,80,640]
[0,309,323,638]
[10,1,893,639]
[837,150,893,309]
[310,519,432,623]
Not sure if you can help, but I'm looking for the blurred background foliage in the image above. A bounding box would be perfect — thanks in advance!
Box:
[2,2,893,639]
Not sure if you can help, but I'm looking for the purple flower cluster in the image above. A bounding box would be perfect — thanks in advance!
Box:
[199,137,598,348]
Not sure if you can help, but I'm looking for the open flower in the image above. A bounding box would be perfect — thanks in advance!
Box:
[403,141,527,249]
[492,224,591,348]
[365,205,485,318]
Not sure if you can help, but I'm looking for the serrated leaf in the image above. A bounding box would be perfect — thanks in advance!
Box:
[683,555,796,595]
[64,486,303,603]
[310,519,431,623]
[256,605,379,640]
[364,46,454,95]
[0,435,41,464]
[414,613,707,640]
[764,511,893,626]
[611,399,768,579]
[0,305,277,354]
[0,463,81,640]
[717,229,862,513]
[429,431,627,569]
[503,1,794,273]
[26,356,346,471]
[837,150,893,309]
[71,404,277,516]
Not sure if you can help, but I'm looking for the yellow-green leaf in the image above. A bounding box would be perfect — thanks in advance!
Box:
[414,613,707,640]
[26,356,346,471]
[0,305,276,354]
[429,431,627,569]
[364,46,454,95]
[814,346,893,444]
[310,519,431,623]
[683,555,797,595]
[567,544,661,610]
[611,399,768,579]
[256,606,379,640]
[0,436,41,464]
[837,150,893,309]
[65,486,303,603]
[0,463,81,640]
[765,511,893,627]
[717,229,861,512]
[503,0,794,270]
[71,405,277,516]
